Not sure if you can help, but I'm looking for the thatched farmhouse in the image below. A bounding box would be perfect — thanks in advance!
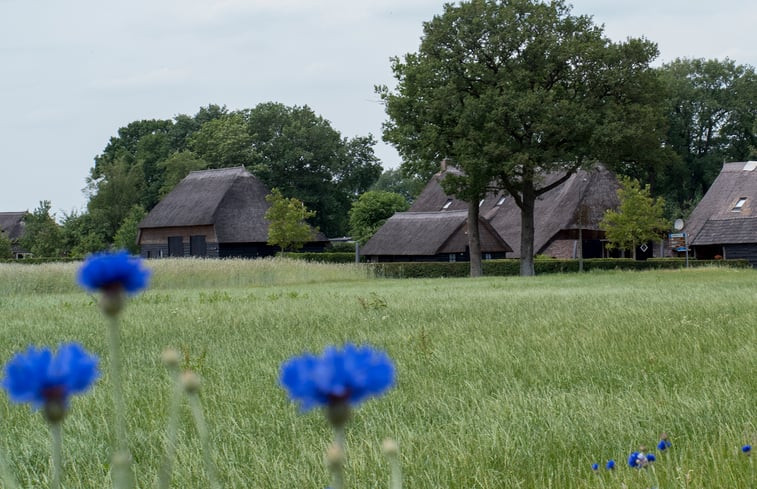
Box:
[137,166,327,258]
[0,212,30,259]
[684,161,757,266]
[360,210,511,262]
[362,164,624,262]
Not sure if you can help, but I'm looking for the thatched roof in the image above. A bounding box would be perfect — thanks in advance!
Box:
[409,165,620,256]
[139,166,326,243]
[361,211,511,256]
[687,162,757,245]
[0,212,26,240]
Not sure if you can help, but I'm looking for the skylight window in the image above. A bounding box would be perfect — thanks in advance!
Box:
[496,196,506,206]
[479,199,485,207]
[732,197,747,212]
[441,199,453,210]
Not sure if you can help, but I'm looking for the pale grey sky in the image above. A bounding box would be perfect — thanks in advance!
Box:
[1,0,755,216]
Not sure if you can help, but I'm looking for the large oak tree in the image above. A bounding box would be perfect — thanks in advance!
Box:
[379,0,664,276]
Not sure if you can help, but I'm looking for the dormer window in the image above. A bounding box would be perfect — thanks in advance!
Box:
[732,197,747,212]
[496,196,506,206]
[441,199,453,210]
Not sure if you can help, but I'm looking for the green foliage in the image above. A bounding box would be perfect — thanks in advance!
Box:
[371,258,746,278]
[0,231,12,259]
[244,102,382,236]
[265,189,317,254]
[188,112,255,168]
[370,169,426,204]
[157,151,208,197]
[657,58,757,209]
[349,191,409,244]
[278,252,360,263]
[379,0,664,276]
[113,205,146,254]
[20,201,62,257]
[601,177,669,258]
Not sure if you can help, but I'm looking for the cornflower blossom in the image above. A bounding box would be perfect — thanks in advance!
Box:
[77,250,150,295]
[657,439,672,451]
[280,343,395,413]
[628,451,650,468]
[605,459,615,470]
[2,343,99,421]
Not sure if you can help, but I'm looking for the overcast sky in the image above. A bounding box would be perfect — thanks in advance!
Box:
[1,0,755,216]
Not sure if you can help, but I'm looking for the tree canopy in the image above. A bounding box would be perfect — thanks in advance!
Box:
[349,191,409,245]
[601,177,668,259]
[265,189,317,254]
[655,58,757,217]
[380,0,663,276]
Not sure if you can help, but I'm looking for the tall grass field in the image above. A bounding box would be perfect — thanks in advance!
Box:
[0,259,754,488]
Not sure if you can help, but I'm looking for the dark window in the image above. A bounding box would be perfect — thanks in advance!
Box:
[168,236,183,257]
[190,235,207,257]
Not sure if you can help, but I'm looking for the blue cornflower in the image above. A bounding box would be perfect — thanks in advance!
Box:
[657,439,672,451]
[77,250,150,295]
[2,343,99,421]
[280,343,395,413]
[591,463,599,471]
[743,445,752,454]
[646,453,656,462]
[628,451,647,468]
[605,459,615,470]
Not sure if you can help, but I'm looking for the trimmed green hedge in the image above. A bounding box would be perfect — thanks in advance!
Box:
[279,252,362,263]
[0,257,81,265]
[370,258,750,278]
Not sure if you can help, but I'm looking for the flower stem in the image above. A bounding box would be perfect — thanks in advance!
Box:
[107,317,134,489]
[329,424,346,489]
[50,421,62,489]
[156,364,182,489]
[187,391,220,489]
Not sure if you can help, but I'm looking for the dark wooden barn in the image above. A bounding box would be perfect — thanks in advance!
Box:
[361,210,511,262]
[0,212,30,259]
[137,166,328,258]
[396,164,623,259]
[685,161,757,267]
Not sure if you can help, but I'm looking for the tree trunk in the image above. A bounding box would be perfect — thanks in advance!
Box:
[519,188,537,277]
[468,199,483,277]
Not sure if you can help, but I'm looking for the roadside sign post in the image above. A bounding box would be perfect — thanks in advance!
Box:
[669,232,689,268]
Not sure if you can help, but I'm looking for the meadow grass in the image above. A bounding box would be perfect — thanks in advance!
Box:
[0,260,754,488]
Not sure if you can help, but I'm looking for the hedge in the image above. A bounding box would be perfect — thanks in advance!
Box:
[369,258,750,279]
[278,252,362,263]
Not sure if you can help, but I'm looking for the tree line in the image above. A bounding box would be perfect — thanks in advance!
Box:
[7,0,755,268]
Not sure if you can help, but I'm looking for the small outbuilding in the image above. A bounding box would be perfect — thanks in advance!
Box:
[0,212,31,259]
[361,210,511,262]
[685,161,757,266]
[137,166,328,258]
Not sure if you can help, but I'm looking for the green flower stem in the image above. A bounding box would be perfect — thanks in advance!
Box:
[187,391,220,489]
[329,424,346,489]
[156,365,183,489]
[380,439,403,489]
[107,316,134,489]
[50,421,62,489]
